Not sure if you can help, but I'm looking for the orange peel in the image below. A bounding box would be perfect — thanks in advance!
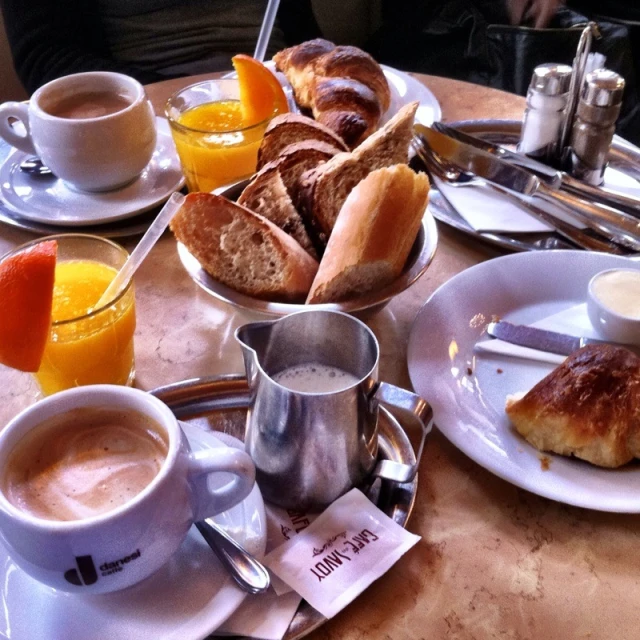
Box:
[0,240,57,372]
[232,54,289,126]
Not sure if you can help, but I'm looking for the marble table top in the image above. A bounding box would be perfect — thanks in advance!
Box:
[1,73,636,640]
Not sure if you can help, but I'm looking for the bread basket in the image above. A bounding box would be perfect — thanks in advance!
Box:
[176,179,438,318]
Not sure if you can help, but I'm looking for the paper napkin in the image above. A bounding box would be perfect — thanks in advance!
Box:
[433,164,639,235]
[434,175,553,234]
[262,489,420,620]
[474,302,596,364]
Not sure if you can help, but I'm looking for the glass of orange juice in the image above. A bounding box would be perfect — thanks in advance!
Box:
[12,234,136,396]
[165,78,274,192]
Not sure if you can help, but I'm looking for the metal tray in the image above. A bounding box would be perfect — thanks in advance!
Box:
[150,374,418,640]
[425,118,640,253]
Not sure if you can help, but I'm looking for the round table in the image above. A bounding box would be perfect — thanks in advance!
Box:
[1,74,635,640]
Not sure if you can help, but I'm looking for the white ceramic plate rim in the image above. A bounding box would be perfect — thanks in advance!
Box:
[407,250,640,513]
[0,117,185,226]
[0,424,266,640]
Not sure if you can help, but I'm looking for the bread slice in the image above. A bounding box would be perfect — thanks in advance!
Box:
[267,140,342,201]
[297,101,419,244]
[306,164,429,304]
[237,164,317,258]
[258,113,348,169]
[239,139,342,257]
[170,193,318,302]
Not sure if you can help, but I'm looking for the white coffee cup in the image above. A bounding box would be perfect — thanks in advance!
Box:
[0,71,157,192]
[0,385,255,594]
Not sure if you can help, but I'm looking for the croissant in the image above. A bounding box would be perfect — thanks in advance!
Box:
[273,39,391,149]
[505,344,640,468]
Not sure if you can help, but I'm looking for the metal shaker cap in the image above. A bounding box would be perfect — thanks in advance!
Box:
[581,69,625,107]
[529,63,573,95]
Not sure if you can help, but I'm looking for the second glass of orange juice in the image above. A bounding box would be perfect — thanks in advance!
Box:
[165,78,274,192]
[31,234,136,396]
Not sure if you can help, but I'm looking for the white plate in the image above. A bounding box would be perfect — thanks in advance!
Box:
[0,423,267,640]
[225,62,441,126]
[0,117,185,226]
[381,65,441,127]
[407,250,640,513]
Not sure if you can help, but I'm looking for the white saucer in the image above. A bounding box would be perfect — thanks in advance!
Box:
[0,423,267,640]
[0,117,185,227]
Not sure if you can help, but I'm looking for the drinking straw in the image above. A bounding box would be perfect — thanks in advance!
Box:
[95,191,185,308]
[253,0,281,62]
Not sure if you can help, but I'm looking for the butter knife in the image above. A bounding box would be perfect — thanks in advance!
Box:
[416,125,640,251]
[433,122,640,214]
[487,321,608,355]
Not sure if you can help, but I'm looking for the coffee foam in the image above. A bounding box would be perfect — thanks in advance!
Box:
[2,408,168,522]
[273,363,360,394]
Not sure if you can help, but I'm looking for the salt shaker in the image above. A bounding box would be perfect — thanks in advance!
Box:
[568,68,625,186]
[518,63,572,164]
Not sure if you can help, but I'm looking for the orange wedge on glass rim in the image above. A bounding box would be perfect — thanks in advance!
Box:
[0,240,57,372]
[232,54,289,126]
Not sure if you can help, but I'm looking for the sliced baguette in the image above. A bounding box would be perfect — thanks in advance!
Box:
[237,165,317,258]
[306,164,429,304]
[297,101,419,244]
[239,140,342,257]
[257,113,348,168]
[170,193,318,302]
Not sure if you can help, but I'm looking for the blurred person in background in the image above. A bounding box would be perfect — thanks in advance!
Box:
[1,0,637,142]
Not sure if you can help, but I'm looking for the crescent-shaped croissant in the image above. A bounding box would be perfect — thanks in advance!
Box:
[273,39,391,149]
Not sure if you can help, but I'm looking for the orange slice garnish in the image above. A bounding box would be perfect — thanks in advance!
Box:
[232,54,289,126]
[0,240,57,372]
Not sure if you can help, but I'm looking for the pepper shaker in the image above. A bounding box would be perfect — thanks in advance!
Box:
[568,69,625,186]
[518,63,572,165]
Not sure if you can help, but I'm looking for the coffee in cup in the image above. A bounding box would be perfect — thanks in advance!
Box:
[0,71,157,192]
[2,407,168,522]
[47,92,133,120]
[0,385,255,594]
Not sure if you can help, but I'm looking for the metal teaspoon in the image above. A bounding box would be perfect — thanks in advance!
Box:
[196,519,271,594]
[19,156,54,177]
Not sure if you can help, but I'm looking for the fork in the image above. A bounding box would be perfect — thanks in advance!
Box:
[411,135,629,255]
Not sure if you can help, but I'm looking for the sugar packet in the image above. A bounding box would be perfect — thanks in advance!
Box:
[263,488,421,619]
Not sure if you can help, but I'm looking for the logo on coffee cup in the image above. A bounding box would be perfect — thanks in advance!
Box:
[64,549,142,585]
[64,555,98,586]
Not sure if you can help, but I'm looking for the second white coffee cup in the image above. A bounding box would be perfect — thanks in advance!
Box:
[0,385,255,594]
[0,71,157,192]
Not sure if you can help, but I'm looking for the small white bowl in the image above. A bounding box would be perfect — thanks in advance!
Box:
[587,268,640,346]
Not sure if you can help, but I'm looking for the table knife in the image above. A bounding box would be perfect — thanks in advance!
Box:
[415,124,640,251]
[433,122,640,214]
[487,321,608,356]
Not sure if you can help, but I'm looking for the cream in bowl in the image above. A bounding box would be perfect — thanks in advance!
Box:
[587,268,640,346]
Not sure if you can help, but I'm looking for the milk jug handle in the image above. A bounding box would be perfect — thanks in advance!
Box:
[370,382,433,484]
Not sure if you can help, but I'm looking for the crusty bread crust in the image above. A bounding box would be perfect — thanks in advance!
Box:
[298,101,419,245]
[170,193,318,302]
[240,140,342,257]
[258,113,348,169]
[237,165,317,258]
[505,344,640,467]
[306,165,429,304]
